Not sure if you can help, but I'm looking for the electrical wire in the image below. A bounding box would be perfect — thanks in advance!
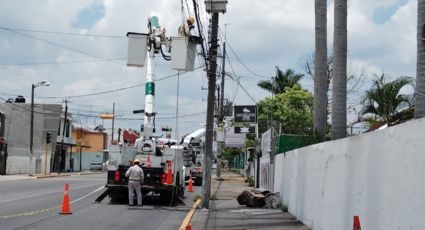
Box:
[0,26,125,66]
[192,0,209,71]
[218,27,269,79]
[0,26,126,38]
[0,66,203,99]
[0,59,125,66]
[0,96,62,116]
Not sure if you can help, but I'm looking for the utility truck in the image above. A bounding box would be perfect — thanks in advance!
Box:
[96,14,199,204]
[182,128,205,185]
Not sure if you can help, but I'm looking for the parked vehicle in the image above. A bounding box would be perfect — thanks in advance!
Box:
[89,162,103,171]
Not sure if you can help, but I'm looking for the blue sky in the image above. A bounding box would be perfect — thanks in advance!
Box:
[373,0,409,24]
[72,2,105,29]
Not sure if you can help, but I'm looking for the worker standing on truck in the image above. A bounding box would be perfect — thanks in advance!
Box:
[125,159,144,206]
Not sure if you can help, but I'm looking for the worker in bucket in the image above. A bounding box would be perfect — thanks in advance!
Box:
[178,16,195,36]
[125,159,144,206]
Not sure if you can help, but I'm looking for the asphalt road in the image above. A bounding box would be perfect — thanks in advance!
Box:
[0,173,200,230]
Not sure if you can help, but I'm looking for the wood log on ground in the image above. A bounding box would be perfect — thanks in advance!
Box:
[237,190,266,207]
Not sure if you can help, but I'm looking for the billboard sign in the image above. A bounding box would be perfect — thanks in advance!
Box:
[234,105,257,123]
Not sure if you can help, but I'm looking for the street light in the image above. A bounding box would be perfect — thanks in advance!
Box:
[30,80,50,175]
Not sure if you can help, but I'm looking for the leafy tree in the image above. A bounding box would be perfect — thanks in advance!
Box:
[361,74,414,123]
[222,147,240,165]
[257,67,304,95]
[257,85,313,134]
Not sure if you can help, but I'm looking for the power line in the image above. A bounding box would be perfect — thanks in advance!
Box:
[0,59,125,66]
[226,54,257,104]
[0,66,203,99]
[0,26,125,66]
[0,26,126,38]
[218,27,269,79]
[0,96,62,116]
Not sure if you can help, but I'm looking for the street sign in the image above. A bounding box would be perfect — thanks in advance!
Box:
[133,109,144,114]
[100,114,114,119]
[234,126,255,134]
[234,105,257,123]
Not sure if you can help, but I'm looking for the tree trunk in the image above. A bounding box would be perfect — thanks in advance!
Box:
[416,0,425,118]
[331,0,347,140]
[314,0,328,141]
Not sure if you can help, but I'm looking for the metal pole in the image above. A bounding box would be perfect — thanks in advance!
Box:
[59,99,68,174]
[202,12,219,209]
[111,102,115,143]
[44,143,48,175]
[30,84,34,175]
[30,84,34,155]
[80,125,83,172]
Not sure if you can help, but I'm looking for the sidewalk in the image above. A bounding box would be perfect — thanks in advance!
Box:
[0,171,104,182]
[190,171,309,230]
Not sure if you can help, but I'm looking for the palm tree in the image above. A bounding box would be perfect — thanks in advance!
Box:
[362,74,414,123]
[331,0,347,140]
[416,0,425,118]
[314,0,328,141]
[257,67,303,95]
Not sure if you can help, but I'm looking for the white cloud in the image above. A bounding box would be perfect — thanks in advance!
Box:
[0,0,418,136]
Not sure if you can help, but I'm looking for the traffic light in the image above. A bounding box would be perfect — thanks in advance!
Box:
[46,132,52,144]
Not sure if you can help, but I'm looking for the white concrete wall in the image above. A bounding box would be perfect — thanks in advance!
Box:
[275,118,425,230]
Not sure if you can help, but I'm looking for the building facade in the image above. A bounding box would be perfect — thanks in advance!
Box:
[0,102,61,175]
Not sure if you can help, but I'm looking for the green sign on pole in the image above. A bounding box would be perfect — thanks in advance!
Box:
[145,82,155,96]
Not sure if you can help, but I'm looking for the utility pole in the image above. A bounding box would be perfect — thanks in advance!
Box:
[111,102,115,143]
[203,0,227,210]
[216,41,226,180]
[59,99,68,174]
[202,12,219,209]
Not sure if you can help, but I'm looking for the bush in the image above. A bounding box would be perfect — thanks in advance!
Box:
[245,176,254,187]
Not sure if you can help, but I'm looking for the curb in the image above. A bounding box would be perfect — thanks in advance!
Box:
[179,198,202,230]
[35,171,104,179]
[36,174,72,179]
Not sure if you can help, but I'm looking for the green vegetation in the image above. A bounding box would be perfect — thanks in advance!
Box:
[361,74,414,123]
[245,176,254,187]
[257,85,314,134]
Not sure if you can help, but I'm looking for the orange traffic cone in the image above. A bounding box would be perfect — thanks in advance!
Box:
[188,175,194,192]
[185,223,192,230]
[166,165,173,184]
[353,216,361,230]
[60,183,72,215]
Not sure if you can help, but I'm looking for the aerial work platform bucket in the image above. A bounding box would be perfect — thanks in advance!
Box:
[127,32,149,67]
[171,36,200,71]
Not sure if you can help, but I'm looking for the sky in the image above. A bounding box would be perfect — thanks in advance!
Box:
[0,0,417,139]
